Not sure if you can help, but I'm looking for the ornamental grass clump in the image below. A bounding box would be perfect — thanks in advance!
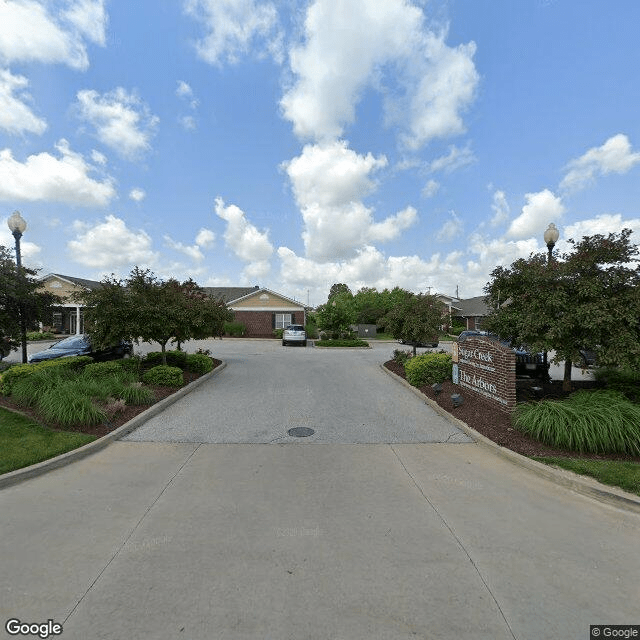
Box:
[404,352,453,387]
[513,390,640,455]
[37,385,106,427]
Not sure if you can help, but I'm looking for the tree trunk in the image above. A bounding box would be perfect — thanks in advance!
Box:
[413,344,417,357]
[161,341,167,366]
[563,358,572,392]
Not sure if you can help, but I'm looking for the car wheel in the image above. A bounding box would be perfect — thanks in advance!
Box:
[303,340,307,347]
[282,340,286,346]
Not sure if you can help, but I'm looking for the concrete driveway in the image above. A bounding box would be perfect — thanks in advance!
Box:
[0,340,638,640]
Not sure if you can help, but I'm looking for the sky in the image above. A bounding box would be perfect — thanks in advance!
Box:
[1,0,640,307]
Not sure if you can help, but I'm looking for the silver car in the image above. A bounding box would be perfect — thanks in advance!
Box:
[282,324,307,347]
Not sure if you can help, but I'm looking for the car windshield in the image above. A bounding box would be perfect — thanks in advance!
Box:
[53,336,89,350]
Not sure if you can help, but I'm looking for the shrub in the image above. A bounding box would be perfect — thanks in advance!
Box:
[27,331,56,341]
[118,382,154,405]
[11,368,71,408]
[305,323,318,339]
[273,328,284,339]
[594,367,640,403]
[224,321,246,337]
[38,385,106,427]
[392,349,412,367]
[83,361,126,380]
[185,353,213,374]
[117,355,143,378]
[144,350,187,369]
[404,352,453,387]
[142,365,183,387]
[514,390,640,455]
[313,339,369,348]
[0,356,92,395]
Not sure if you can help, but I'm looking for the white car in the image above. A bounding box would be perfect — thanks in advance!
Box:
[282,324,307,347]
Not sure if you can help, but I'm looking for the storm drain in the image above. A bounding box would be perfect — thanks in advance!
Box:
[287,427,315,438]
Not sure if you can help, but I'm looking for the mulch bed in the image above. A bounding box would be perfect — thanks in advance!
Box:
[384,360,640,463]
[0,359,222,439]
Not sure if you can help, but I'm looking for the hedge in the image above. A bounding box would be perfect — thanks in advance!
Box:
[404,352,452,387]
[0,356,93,395]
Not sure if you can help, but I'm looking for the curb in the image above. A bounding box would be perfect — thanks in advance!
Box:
[0,361,227,490]
[380,363,640,516]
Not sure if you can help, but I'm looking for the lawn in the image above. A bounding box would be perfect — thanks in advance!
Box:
[534,457,640,497]
[0,407,96,475]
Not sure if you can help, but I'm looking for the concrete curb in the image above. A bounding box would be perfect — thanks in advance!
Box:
[381,363,640,516]
[0,361,227,490]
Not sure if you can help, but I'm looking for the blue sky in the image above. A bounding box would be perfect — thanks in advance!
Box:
[1,0,639,307]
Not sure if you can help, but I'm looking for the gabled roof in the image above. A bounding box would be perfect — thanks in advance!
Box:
[43,273,102,290]
[455,295,490,317]
[228,287,304,307]
[203,286,260,302]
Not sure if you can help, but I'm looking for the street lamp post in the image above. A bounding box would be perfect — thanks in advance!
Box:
[7,211,28,363]
[542,223,560,382]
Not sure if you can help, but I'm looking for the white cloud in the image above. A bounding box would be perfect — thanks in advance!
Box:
[422,179,439,198]
[195,228,215,247]
[0,0,106,70]
[281,0,478,147]
[436,211,463,242]
[0,139,115,206]
[164,235,204,262]
[68,215,157,269]
[76,87,159,159]
[184,0,281,66]
[91,149,107,165]
[284,140,417,260]
[179,115,197,131]
[427,143,475,174]
[129,188,146,202]
[560,134,640,192]
[215,198,273,274]
[490,189,510,226]
[0,68,47,135]
[506,189,565,239]
[563,213,640,246]
[63,0,108,47]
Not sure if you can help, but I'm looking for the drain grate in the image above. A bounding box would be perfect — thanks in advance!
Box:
[288,427,315,438]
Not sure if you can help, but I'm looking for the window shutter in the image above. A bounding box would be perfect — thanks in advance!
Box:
[272,313,276,329]
[291,313,295,324]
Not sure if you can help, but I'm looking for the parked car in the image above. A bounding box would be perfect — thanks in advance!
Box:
[27,334,133,364]
[456,330,548,380]
[576,348,597,368]
[397,337,439,348]
[282,325,307,347]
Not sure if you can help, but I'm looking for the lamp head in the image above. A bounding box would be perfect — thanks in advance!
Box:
[543,223,559,248]
[7,211,27,235]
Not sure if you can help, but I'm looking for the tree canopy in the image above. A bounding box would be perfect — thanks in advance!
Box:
[0,245,59,358]
[483,229,640,387]
[78,267,231,363]
[383,292,444,355]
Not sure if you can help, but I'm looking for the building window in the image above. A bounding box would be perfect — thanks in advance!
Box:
[474,317,483,330]
[275,313,292,329]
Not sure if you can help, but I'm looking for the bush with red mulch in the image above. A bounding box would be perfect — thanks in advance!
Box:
[384,360,640,463]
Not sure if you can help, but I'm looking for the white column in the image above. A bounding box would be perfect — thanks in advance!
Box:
[76,306,81,334]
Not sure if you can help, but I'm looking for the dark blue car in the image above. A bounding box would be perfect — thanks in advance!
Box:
[28,334,132,364]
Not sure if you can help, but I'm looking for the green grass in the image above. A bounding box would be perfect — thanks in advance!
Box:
[533,457,640,497]
[373,332,394,340]
[514,390,640,455]
[0,407,96,474]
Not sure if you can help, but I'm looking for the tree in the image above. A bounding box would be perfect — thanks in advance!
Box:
[383,292,445,356]
[328,283,352,300]
[353,287,386,325]
[79,267,231,364]
[316,292,357,337]
[483,230,640,390]
[0,245,59,358]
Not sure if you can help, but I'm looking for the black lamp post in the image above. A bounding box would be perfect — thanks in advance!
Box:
[7,211,28,363]
[542,223,560,381]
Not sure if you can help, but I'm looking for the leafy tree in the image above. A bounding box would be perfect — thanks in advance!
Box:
[383,292,445,355]
[483,230,640,390]
[316,292,357,337]
[328,283,352,299]
[0,245,59,360]
[79,267,231,365]
[353,287,386,325]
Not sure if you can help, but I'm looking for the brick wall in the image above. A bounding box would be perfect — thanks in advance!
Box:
[452,335,516,413]
[231,310,304,338]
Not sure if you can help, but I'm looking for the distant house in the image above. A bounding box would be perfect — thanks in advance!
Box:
[452,295,490,331]
[39,273,101,334]
[204,286,306,338]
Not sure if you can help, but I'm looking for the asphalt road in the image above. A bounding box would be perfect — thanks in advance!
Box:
[1,339,637,640]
